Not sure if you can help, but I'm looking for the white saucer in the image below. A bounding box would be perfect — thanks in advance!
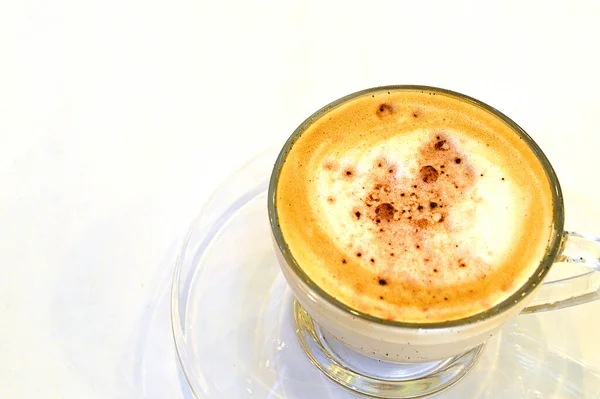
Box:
[170,146,600,398]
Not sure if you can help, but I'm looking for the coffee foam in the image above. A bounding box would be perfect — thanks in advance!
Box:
[276,89,554,323]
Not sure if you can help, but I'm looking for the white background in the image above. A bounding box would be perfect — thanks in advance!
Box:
[1,1,599,398]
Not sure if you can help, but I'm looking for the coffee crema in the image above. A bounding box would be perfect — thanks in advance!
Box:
[275,88,554,323]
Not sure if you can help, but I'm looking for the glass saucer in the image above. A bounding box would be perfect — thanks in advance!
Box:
[170,146,600,399]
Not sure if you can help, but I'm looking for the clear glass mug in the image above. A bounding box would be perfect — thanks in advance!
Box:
[267,86,600,398]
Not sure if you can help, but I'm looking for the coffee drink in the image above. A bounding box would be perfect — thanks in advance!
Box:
[275,88,554,323]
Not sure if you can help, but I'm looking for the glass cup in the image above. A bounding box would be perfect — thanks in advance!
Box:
[267,86,600,398]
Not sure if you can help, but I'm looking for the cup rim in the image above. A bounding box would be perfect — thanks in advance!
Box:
[267,85,565,329]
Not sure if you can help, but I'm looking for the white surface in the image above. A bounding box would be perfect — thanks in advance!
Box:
[0,1,599,398]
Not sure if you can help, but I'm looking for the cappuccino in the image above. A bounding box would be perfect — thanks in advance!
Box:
[275,88,553,323]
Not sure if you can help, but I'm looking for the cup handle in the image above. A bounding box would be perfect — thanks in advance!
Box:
[522,231,600,314]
